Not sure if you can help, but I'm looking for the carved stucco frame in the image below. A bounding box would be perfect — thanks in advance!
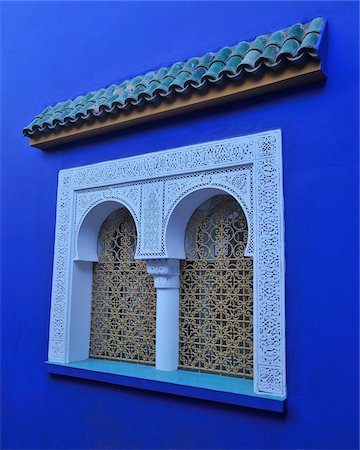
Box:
[48,129,286,397]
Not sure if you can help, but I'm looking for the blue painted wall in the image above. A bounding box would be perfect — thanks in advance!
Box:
[1,1,359,448]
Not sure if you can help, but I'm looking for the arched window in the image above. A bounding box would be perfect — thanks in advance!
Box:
[48,131,286,401]
[179,195,253,379]
[89,208,156,365]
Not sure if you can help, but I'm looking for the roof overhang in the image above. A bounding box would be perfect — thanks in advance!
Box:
[24,18,327,149]
[29,61,324,149]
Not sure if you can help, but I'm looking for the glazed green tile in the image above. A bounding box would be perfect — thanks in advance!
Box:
[91,89,107,101]
[197,53,214,69]
[300,32,319,50]
[140,71,157,84]
[36,106,52,118]
[214,47,233,63]
[41,113,53,122]
[129,76,142,86]
[52,101,70,113]
[241,49,262,67]
[224,55,243,74]
[182,57,200,71]
[167,62,183,77]
[307,17,324,33]
[81,100,96,110]
[232,41,250,58]
[171,71,192,90]
[250,36,268,52]
[134,84,147,95]
[70,105,87,117]
[288,23,305,41]
[261,45,280,64]
[143,80,161,97]
[154,77,174,93]
[279,39,300,57]
[268,31,286,47]
[205,61,226,80]
[189,66,207,85]
[154,67,169,81]
[23,17,325,137]
[52,112,65,121]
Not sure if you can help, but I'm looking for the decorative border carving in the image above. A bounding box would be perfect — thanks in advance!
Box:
[147,259,180,289]
[49,130,286,397]
[73,185,141,259]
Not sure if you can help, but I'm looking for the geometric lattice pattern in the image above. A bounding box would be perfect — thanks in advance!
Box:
[89,208,156,364]
[179,195,253,379]
[49,131,285,396]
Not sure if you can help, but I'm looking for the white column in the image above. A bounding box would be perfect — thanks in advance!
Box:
[147,259,180,371]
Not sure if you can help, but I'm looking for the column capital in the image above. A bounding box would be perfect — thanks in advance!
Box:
[147,259,180,289]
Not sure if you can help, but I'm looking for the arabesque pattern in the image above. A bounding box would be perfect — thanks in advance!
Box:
[48,131,286,397]
[179,195,253,378]
[89,208,156,364]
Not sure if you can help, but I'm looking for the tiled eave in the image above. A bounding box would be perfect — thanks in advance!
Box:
[29,62,324,149]
[24,18,327,149]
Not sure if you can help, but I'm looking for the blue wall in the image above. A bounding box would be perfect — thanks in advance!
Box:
[1,2,359,448]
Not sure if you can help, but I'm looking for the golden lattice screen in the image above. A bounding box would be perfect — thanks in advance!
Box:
[89,208,156,364]
[179,195,254,379]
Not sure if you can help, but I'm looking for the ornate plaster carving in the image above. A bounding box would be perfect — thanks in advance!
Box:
[48,130,286,397]
[147,259,180,289]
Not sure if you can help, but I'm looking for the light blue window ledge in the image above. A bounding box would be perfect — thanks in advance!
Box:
[45,359,286,412]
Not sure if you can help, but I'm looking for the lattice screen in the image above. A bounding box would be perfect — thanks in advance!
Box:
[179,195,253,378]
[89,208,156,364]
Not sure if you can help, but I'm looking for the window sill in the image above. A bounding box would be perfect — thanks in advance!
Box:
[45,359,286,412]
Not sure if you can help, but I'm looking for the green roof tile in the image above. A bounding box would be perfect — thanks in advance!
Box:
[288,23,305,41]
[279,39,301,58]
[23,17,326,138]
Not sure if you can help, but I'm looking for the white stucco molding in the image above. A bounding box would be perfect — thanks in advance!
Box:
[147,259,180,289]
[48,129,286,397]
[147,259,181,371]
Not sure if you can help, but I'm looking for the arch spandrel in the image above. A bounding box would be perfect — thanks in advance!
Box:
[163,169,253,260]
[73,186,142,261]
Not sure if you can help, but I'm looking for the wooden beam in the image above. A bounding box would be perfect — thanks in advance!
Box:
[29,61,325,149]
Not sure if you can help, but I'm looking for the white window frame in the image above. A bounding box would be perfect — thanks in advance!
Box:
[48,129,286,398]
